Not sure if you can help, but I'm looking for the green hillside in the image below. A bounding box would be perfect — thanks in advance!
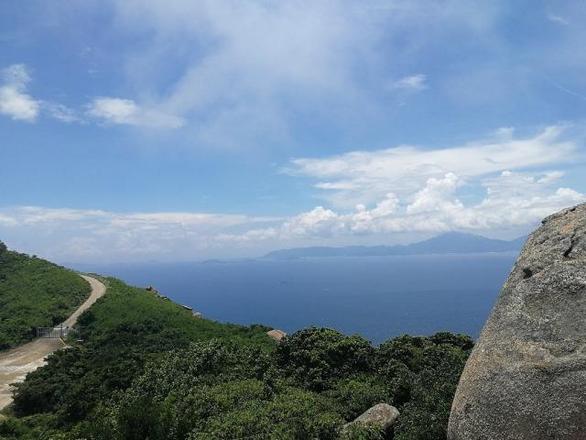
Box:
[1,272,471,439]
[0,242,91,350]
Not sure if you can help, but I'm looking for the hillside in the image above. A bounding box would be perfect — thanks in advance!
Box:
[0,242,91,350]
[0,253,472,440]
[265,232,525,259]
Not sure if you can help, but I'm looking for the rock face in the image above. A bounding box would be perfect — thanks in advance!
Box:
[448,203,586,440]
[343,403,400,433]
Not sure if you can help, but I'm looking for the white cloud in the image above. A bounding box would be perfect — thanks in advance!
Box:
[1,166,584,262]
[547,14,569,25]
[287,125,577,208]
[103,0,375,143]
[2,122,584,261]
[0,64,82,124]
[86,98,137,124]
[15,207,109,225]
[0,64,40,122]
[0,66,183,128]
[218,126,585,244]
[44,102,80,123]
[96,0,505,147]
[220,170,585,243]
[0,214,18,227]
[2,206,274,229]
[389,74,427,91]
[86,97,184,129]
[0,206,277,262]
[406,173,462,215]
[1,124,583,261]
[281,207,343,238]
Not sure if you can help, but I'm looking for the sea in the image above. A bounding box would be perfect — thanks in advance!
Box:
[74,253,517,344]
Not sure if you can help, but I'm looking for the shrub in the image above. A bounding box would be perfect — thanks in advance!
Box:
[8,274,473,440]
[275,327,375,391]
[0,248,90,350]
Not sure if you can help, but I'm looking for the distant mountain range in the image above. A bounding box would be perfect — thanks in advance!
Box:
[264,232,526,259]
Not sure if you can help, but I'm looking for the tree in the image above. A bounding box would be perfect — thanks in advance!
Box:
[275,327,375,391]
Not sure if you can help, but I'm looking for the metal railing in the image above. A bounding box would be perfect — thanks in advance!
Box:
[35,325,74,339]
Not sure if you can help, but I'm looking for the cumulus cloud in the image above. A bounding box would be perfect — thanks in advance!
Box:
[2,123,584,261]
[86,97,184,128]
[0,65,183,128]
[0,64,40,122]
[406,173,462,215]
[221,170,585,243]
[0,64,81,124]
[219,127,585,244]
[287,125,576,207]
[1,169,584,262]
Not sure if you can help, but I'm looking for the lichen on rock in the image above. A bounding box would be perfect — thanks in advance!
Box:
[448,203,586,439]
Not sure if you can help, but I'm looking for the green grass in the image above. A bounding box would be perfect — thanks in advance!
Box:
[0,242,91,350]
[8,276,274,426]
[76,277,273,348]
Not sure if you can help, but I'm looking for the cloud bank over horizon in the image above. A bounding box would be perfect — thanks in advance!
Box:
[1,126,584,263]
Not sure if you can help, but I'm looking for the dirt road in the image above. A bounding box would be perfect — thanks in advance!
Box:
[0,275,106,411]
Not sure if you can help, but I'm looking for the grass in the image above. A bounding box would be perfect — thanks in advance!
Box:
[6,276,275,427]
[75,277,273,349]
[0,243,91,350]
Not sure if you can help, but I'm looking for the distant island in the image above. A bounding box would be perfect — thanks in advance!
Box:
[264,232,526,259]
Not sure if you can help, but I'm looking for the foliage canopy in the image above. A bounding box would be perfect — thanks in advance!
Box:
[1,272,473,439]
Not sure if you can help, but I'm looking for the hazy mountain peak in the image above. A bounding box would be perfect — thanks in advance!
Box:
[264,232,525,259]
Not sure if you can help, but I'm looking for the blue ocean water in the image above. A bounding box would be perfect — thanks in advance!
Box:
[77,253,516,344]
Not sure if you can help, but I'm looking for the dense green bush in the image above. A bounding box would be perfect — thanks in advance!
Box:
[12,278,273,423]
[85,342,343,440]
[73,328,471,440]
[275,327,375,391]
[0,242,91,350]
[325,375,391,420]
[2,274,473,440]
[393,345,469,440]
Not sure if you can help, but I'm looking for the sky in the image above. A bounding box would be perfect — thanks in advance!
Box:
[1,0,586,263]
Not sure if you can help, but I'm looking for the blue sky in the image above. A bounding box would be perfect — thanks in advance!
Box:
[1,0,585,262]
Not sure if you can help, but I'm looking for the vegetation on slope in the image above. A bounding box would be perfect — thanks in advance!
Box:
[0,241,91,350]
[1,276,471,439]
[7,278,272,425]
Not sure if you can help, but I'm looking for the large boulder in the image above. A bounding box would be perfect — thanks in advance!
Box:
[448,203,586,439]
[343,403,400,433]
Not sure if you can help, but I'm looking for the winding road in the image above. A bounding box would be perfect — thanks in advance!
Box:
[0,275,106,411]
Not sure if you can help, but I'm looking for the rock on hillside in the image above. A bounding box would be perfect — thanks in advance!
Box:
[448,203,586,439]
[343,403,400,435]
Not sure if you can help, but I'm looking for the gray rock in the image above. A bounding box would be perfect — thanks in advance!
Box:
[448,203,586,440]
[343,403,400,433]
